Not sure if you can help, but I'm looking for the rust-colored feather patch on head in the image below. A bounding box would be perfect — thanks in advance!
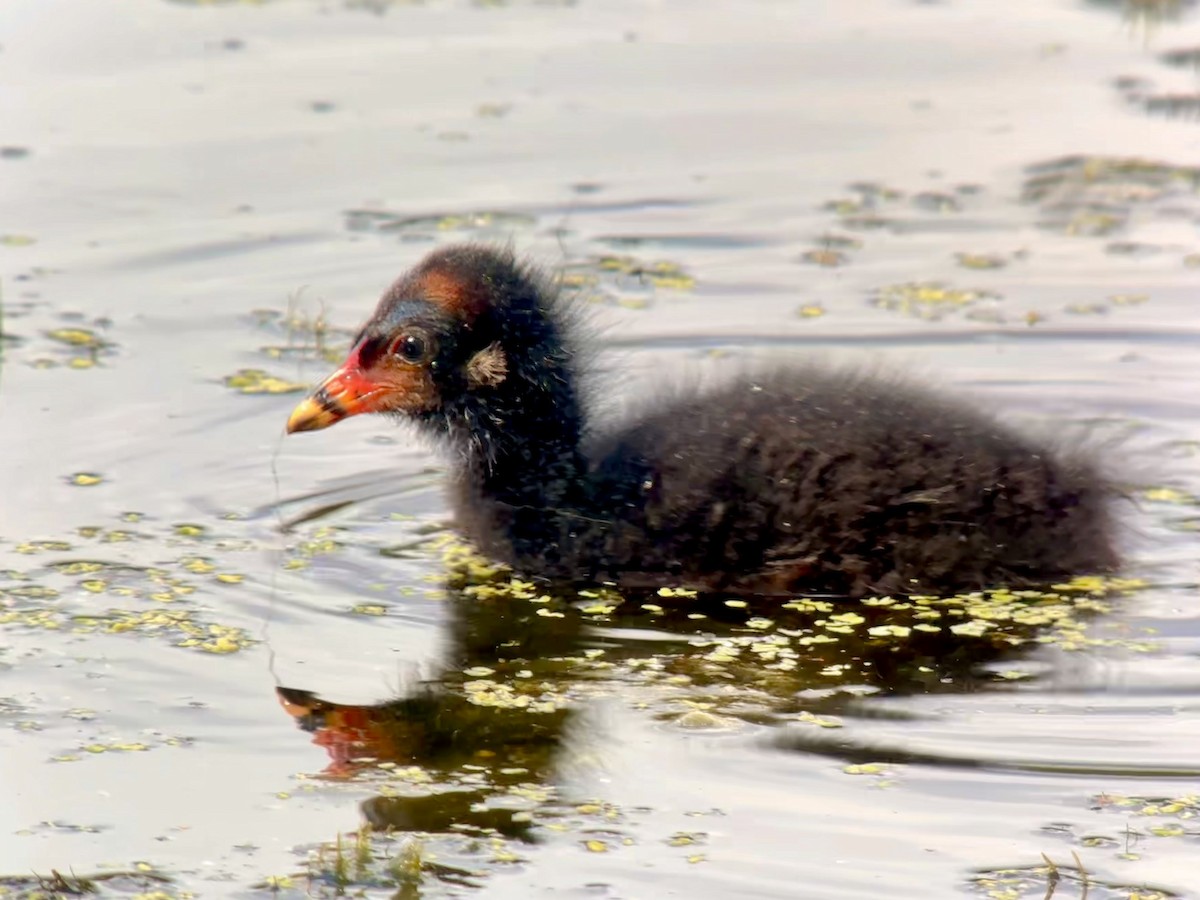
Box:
[374,244,525,328]
[414,265,487,322]
[465,342,508,390]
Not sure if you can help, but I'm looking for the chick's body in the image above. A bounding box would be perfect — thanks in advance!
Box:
[454,369,1115,597]
[288,244,1118,598]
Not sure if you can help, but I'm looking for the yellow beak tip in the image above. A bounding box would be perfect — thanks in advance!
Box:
[286,396,338,434]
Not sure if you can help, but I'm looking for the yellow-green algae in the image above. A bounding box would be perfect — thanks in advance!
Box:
[1086,792,1200,849]
[819,180,985,232]
[593,255,696,290]
[253,785,716,896]
[1143,486,1198,505]
[0,604,252,655]
[1022,155,1200,239]
[51,735,192,764]
[223,368,309,395]
[1,520,256,654]
[428,536,1151,725]
[46,327,104,348]
[18,320,120,370]
[970,856,1177,900]
[871,281,999,320]
[0,866,183,900]
[558,253,696,310]
[955,252,1009,270]
[343,208,536,238]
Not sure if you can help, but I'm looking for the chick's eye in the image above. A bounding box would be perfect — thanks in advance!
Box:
[392,333,432,364]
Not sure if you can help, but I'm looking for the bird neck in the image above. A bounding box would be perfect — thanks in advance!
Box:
[445,377,589,511]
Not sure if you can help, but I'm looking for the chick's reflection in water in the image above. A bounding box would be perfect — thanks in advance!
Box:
[275,549,1144,860]
[276,582,585,841]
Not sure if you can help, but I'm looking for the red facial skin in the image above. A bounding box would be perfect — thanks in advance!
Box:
[286,336,441,434]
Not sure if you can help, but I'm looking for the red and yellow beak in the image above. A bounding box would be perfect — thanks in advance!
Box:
[286,345,389,434]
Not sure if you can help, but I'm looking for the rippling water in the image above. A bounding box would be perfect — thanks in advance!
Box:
[2,1,1198,898]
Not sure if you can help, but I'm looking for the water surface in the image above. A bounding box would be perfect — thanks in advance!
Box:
[2,1,1199,898]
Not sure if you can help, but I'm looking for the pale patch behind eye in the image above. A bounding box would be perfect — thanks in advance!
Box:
[465,342,508,389]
